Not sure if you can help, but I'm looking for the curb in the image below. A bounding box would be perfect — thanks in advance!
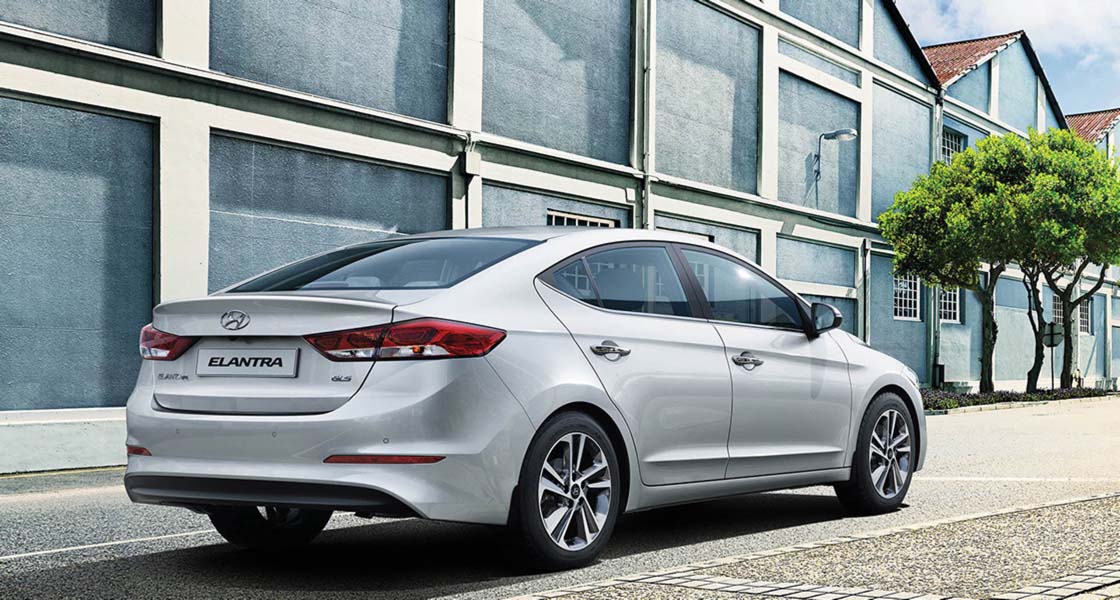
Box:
[508,491,1120,600]
[924,394,1119,416]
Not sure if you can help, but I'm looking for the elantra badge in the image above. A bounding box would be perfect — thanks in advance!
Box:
[220,310,250,331]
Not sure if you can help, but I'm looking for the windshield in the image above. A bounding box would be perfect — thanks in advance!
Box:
[229,237,537,292]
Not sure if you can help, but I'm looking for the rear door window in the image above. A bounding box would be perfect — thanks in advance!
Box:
[550,245,692,318]
[230,237,536,292]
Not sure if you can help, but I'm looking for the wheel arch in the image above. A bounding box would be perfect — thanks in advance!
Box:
[873,384,922,467]
[509,401,634,523]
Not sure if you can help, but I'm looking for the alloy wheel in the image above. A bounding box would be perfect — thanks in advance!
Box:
[537,432,612,551]
[868,409,911,499]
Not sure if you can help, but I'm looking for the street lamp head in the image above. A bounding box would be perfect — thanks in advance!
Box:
[821,128,859,142]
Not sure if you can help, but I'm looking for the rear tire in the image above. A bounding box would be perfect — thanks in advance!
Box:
[512,411,621,571]
[835,392,915,515]
[208,506,332,551]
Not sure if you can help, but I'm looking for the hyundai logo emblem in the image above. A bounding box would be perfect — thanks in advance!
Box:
[220,310,251,331]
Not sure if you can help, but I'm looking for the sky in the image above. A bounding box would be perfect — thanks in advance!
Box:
[894,0,1120,115]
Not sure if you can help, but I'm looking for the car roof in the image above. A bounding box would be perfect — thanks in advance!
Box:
[403,226,716,244]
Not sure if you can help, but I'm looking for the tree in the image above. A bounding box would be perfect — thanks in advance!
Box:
[1021,129,1120,388]
[879,134,1029,392]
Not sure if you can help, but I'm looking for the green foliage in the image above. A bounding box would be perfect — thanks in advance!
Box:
[879,128,1120,288]
[922,387,1111,412]
[1018,128,1120,273]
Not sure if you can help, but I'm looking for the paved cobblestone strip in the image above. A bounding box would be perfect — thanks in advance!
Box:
[613,572,974,600]
[993,563,1120,600]
[507,491,1120,600]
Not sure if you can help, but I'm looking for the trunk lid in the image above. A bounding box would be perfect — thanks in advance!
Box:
[151,294,394,415]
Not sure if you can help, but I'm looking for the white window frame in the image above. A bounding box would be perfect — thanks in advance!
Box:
[1080,298,1092,334]
[941,127,966,164]
[1052,295,1064,326]
[893,274,921,321]
[546,210,617,228]
[939,287,960,323]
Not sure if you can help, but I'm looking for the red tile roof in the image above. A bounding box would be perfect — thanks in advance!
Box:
[1066,109,1120,144]
[922,31,1023,85]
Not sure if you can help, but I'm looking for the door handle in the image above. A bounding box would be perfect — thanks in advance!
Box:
[590,342,631,357]
[732,352,764,368]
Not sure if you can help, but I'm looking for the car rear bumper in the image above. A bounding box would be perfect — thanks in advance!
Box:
[124,358,535,525]
[124,474,417,516]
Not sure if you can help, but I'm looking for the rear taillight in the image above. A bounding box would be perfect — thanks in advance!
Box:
[304,318,506,362]
[126,445,152,456]
[139,324,197,361]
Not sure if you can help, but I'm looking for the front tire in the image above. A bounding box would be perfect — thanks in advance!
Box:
[513,411,621,571]
[835,393,915,515]
[208,506,332,551]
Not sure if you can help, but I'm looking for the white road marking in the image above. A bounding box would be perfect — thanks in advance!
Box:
[0,530,216,562]
[917,476,1120,483]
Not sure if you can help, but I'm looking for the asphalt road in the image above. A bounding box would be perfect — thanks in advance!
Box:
[2,398,1118,599]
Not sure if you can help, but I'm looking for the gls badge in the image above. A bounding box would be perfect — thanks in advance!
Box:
[331,375,352,382]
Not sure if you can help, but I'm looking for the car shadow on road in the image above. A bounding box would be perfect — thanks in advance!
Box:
[2,491,848,599]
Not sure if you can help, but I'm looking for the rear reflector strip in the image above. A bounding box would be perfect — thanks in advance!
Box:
[324,455,445,465]
[126,445,152,456]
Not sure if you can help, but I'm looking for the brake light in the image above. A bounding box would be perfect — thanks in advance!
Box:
[126,445,151,456]
[304,318,506,362]
[139,324,197,361]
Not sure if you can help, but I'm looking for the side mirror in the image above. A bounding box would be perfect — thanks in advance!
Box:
[811,302,843,335]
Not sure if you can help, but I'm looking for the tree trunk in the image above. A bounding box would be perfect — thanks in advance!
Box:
[1045,263,1109,389]
[1060,289,1075,388]
[1022,271,1046,392]
[977,265,1004,393]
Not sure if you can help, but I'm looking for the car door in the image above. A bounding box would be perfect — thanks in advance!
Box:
[675,246,852,479]
[536,242,733,486]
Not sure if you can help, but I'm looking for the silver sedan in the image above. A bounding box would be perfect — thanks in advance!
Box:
[125,227,925,570]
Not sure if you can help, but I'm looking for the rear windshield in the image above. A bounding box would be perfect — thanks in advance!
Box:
[229,237,537,292]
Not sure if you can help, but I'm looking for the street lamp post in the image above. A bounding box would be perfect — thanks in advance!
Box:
[814,128,859,209]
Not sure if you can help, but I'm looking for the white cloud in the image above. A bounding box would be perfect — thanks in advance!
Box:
[895,0,1120,64]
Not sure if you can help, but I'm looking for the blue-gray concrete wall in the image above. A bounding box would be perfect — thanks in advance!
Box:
[210,0,448,122]
[802,294,857,335]
[1080,294,1107,378]
[944,115,989,151]
[1043,98,1062,132]
[941,287,982,382]
[208,136,449,291]
[778,40,860,86]
[0,0,154,54]
[656,0,760,194]
[776,237,856,287]
[654,214,760,263]
[872,0,926,82]
[779,0,859,48]
[947,61,990,113]
[872,84,931,219]
[870,255,927,380]
[778,72,859,217]
[998,41,1038,133]
[481,184,632,227]
[992,276,1035,381]
[483,0,632,163]
[0,98,153,410]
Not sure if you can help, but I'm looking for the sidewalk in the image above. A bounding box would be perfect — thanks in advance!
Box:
[516,493,1120,600]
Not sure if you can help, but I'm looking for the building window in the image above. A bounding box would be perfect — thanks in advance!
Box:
[941,128,966,164]
[1052,295,1064,326]
[1080,299,1092,334]
[939,287,960,323]
[893,274,920,320]
[546,210,617,228]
